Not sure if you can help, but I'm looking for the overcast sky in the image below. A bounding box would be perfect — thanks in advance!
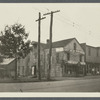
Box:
[0,3,100,47]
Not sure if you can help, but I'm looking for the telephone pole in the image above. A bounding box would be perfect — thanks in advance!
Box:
[44,10,60,80]
[36,12,46,80]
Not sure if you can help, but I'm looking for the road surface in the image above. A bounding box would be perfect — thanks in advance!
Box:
[0,78,100,92]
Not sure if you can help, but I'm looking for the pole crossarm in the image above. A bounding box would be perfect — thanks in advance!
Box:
[36,17,46,22]
[43,10,60,16]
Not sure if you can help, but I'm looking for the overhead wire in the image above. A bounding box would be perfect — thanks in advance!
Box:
[33,7,92,36]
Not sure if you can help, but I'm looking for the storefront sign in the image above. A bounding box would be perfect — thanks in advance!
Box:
[56,47,64,52]
[68,61,78,64]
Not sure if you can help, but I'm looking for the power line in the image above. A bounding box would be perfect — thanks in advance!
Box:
[33,7,93,38]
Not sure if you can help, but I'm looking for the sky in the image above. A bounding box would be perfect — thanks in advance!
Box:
[0,3,100,47]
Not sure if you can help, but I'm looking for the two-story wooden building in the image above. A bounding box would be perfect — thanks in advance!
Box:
[44,38,85,77]
[81,43,100,75]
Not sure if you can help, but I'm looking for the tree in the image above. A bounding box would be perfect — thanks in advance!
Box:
[0,55,3,63]
[0,23,30,79]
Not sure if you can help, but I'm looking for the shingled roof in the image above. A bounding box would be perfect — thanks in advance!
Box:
[45,38,75,49]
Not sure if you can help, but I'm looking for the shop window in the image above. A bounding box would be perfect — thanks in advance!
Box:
[67,53,70,60]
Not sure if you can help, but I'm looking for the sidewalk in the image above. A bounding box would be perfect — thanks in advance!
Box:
[0,75,100,83]
[53,75,100,81]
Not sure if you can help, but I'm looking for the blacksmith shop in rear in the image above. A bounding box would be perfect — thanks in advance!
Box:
[81,43,100,75]
[44,38,86,77]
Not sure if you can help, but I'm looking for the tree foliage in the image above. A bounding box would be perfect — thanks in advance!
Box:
[0,23,30,58]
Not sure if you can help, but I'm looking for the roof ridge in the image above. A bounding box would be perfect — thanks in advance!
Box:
[52,37,75,43]
[45,38,75,49]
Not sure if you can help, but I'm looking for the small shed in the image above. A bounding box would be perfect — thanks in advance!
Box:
[0,58,15,78]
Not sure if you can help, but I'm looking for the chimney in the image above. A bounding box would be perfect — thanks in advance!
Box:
[47,39,50,44]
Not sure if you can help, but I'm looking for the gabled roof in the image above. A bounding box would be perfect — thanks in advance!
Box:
[45,38,75,49]
[80,43,86,51]
[0,58,15,65]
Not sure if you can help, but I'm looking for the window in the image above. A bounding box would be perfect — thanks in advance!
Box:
[41,55,43,60]
[47,54,52,63]
[80,55,82,62]
[34,44,37,49]
[97,48,99,57]
[74,43,76,50]
[67,53,70,60]
[88,47,91,56]
[47,54,49,62]
[56,53,59,63]
[34,53,37,59]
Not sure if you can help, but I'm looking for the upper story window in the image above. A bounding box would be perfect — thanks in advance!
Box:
[56,53,59,63]
[88,47,91,56]
[80,55,82,62]
[97,48,99,57]
[47,53,49,62]
[34,53,37,59]
[67,53,70,60]
[74,43,76,50]
[34,44,37,49]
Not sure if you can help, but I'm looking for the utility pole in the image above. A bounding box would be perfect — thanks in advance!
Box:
[36,12,46,80]
[44,10,60,80]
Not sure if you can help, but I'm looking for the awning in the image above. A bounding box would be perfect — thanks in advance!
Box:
[68,61,78,64]
[65,60,86,65]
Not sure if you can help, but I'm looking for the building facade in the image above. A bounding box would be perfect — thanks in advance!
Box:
[44,38,85,77]
[17,41,45,78]
[81,43,100,75]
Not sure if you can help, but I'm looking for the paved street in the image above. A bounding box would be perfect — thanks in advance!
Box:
[0,76,100,92]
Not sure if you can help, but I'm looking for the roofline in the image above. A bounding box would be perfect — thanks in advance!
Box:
[7,58,16,66]
[31,41,46,45]
[45,37,75,49]
[81,43,100,49]
[0,58,15,65]
[53,37,75,43]
[86,45,99,49]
